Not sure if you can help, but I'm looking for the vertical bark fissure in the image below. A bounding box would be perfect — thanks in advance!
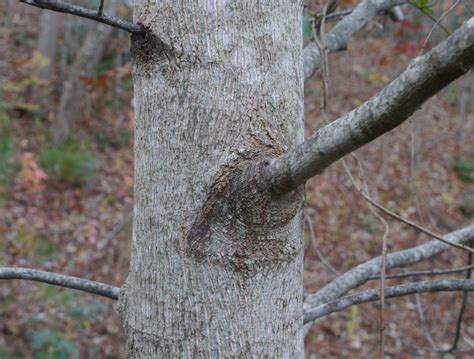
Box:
[120,1,305,357]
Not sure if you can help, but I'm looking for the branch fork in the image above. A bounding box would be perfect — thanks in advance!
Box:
[19,0,145,35]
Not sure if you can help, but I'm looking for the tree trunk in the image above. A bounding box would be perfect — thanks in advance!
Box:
[37,10,62,80]
[119,0,305,356]
[32,10,62,104]
[54,1,118,142]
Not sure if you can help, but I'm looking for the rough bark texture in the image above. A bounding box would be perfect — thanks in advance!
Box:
[119,1,305,357]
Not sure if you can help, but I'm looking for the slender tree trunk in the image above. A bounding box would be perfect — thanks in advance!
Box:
[54,1,118,142]
[32,10,62,104]
[37,10,62,79]
[119,0,305,356]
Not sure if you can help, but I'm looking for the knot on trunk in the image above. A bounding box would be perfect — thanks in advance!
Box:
[186,153,304,276]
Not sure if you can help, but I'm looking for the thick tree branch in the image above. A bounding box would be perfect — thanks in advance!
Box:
[305,224,474,307]
[304,279,474,323]
[303,0,406,80]
[265,19,474,194]
[0,267,120,300]
[19,0,145,35]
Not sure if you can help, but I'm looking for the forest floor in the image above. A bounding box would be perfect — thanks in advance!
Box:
[0,2,473,358]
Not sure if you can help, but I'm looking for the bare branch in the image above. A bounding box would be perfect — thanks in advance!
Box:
[414,293,438,349]
[360,191,474,253]
[305,215,341,276]
[264,19,474,195]
[19,0,145,35]
[320,9,354,24]
[304,279,474,323]
[368,264,474,280]
[0,267,120,300]
[305,224,474,307]
[446,244,472,352]
[303,0,407,80]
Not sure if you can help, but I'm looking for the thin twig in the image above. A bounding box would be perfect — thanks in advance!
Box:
[359,192,474,253]
[305,215,341,276]
[19,0,145,35]
[368,264,474,280]
[446,241,472,352]
[415,293,438,349]
[324,9,353,22]
[419,0,460,55]
[408,1,450,36]
[409,119,425,225]
[345,157,390,359]
[0,267,120,300]
[307,9,353,25]
[305,224,474,309]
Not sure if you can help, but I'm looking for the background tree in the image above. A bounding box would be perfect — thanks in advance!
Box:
[1,0,473,357]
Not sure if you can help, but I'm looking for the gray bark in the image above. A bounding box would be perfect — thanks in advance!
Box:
[119,1,305,357]
[36,10,62,80]
[0,267,120,299]
[54,0,118,142]
[305,279,474,323]
[31,10,62,105]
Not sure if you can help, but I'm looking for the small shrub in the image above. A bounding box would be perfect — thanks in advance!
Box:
[454,157,474,184]
[69,300,105,320]
[31,329,77,359]
[40,140,96,187]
